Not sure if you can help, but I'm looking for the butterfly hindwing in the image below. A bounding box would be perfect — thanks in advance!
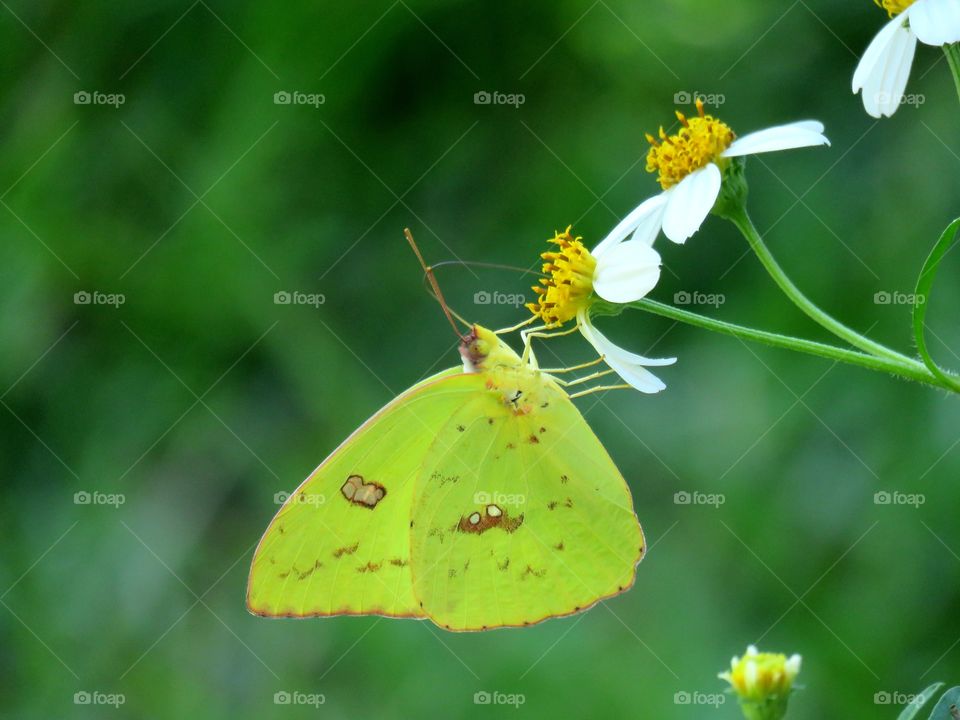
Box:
[409,372,644,630]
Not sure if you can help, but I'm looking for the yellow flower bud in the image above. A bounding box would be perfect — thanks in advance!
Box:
[719,646,801,720]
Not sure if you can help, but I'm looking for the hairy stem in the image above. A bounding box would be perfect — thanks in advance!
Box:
[726,207,914,364]
[607,299,959,392]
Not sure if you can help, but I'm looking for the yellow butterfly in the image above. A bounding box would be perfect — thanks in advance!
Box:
[247,234,644,631]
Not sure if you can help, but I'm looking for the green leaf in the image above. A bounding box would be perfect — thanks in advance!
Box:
[927,686,960,720]
[897,683,944,720]
[913,218,960,392]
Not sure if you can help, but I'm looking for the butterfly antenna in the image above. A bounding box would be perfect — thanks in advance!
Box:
[404,228,468,342]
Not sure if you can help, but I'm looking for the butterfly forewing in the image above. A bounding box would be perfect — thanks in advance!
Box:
[247,370,475,619]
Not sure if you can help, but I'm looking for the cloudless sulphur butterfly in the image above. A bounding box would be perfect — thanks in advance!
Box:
[247,324,645,631]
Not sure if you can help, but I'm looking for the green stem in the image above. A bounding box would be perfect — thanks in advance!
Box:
[726,207,914,364]
[945,43,960,107]
[605,299,958,392]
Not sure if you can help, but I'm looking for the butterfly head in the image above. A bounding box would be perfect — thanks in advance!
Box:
[460,325,522,373]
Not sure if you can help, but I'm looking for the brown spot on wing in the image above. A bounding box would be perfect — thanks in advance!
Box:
[333,542,359,558]
[456,505,524,535]
[341,474,386,509]
[522,565,546,580]
[357,561,381,573]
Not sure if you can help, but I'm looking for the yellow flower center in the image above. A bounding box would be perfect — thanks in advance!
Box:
[875,0,915,16]
[526,226,596,327]
[645,99,735,190]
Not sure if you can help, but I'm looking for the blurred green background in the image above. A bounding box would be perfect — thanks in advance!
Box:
[2,1,959,717]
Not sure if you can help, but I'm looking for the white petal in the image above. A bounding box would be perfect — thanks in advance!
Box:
[907,0,960,47]
[852,13,917,118]
[593,241,662,304]
[722,121,830,158]
[577,312,675,395]
[661,164,722,245]
[593,195,667,257]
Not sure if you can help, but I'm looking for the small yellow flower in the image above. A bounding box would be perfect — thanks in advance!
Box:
[875,0,916,17]
[630,104,828,244]
[645,99,736,190]
[719,646,801,720]
[527,227,597,327]
[525,223,674,394]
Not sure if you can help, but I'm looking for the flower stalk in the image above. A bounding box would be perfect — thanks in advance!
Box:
[714,198,922,366]
[596,298,960,392]
[946,43,960,107]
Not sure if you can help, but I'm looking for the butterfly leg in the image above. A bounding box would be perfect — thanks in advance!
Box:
[520,325,580,367]
[540,356,605,374]
[494,316,537,335]
[568,383,632,398]
[550,368,617,388]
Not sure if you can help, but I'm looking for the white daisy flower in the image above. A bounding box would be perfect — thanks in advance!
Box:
[614,100,830,245]
[526,225,675,393]
[853,0,960,118]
